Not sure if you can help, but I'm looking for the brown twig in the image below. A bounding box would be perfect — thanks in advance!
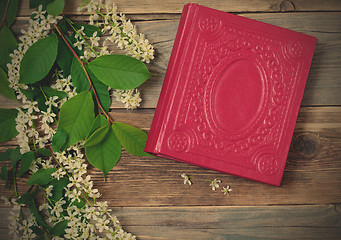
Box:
[53,24,114,124]
[0,0,10,28]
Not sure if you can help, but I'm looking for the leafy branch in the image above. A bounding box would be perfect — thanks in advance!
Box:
[53,23,113,123]
[0,0,154,239]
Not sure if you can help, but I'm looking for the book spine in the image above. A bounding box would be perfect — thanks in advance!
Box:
[145,3,195,154]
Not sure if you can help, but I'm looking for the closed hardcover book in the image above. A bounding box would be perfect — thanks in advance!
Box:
[145,3,317,186]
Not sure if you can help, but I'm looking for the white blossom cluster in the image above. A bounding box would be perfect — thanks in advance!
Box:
[3,5,136,240]
[4,198,37,239]
[76,0,154,109]
[45,145,135,239]
[6,6,62,154]
[111,88,142,109]
[51,69,77,100]
[77,0,155,63]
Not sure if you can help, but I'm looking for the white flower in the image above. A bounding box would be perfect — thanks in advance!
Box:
[1,196,10,205]
[209,179,221,191]
[41,109,56,123]
[111,88,142,109]
[51,168,66,180]
[51,199,66,217]
[64,227,79,239]
[181,173,192,185]
[45,185,53,197]
[45,96,59,108]
[68,176,82,189]
[89,13,99,25]
[26,128,39,138]
[74,26,85,40]
[83,205,100,220]
[221,185,232,195]
[32,5,46,19]
[39,202,49,211]
[23,100,39,114]
[65,188,81,202]
[73,40,85,50]
[95,216,110,232]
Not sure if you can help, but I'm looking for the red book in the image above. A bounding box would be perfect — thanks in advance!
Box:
[145,3,317,186]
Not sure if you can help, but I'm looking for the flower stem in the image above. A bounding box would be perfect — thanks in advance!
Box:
[53,24,113,124]
[51,151,94,208]
[64,17,99,57]
[12,170,18,198]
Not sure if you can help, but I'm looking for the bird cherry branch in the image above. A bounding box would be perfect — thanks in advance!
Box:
[53,24,114,124]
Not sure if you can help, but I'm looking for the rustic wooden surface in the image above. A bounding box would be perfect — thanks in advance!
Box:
[1,0,341,239]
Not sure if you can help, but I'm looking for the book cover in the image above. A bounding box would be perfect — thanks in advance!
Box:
[145,3,317,186]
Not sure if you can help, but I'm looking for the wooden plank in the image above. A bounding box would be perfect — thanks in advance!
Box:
[118,12,341,107]
[16,0,341,15]
[1,12,340,108]
[0,204,340,239]
[0,107,340,207]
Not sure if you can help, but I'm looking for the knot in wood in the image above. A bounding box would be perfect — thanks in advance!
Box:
[280,0,296,12]
[293,133,319,157]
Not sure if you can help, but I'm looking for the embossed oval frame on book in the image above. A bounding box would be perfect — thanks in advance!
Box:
[145,3,317,186]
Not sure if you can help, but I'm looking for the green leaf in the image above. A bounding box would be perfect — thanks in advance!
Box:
[0,1,6,27]
[0,26,17,69]
[0,148,13,162]
[0,67,16,100]
[36,95,48,112]
[85,127,121,177]
[47,0,65,16]
[50,220,68,236]
[28,199,50,230]
[36,148,51,157]
[71,198,85,208]
[0,164,9,189]
[18,151,35,177]
[10,146,21,169]
[58,91,95,147]
[20,33,58,84]
[87,115,108,138]
[57,37,73,76]
[6,0,19,27]
[113,122,150,157]
[20,87,40,100]
[26,168,57,185]
[52,128,68,152]
[86,66,111,113]
[74,23,101,37]
[70,57,90,93]
[88,54,152,90]
[57,19,68,33]
[48,177,69,202]
[42,86,67,99]
[29,0,53,9]
[0,164,7,180]
[0,108,18,142]
[83,125,110,148]
[30,225,45,236]
[16,188,39,204]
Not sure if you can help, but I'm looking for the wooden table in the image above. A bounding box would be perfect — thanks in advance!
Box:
[1,0,341,239]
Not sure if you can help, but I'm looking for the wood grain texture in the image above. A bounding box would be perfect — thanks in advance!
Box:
[1,12,340,108]
[0,1,340,239]
[1,107,340,207]
[15,0,341,15]
[0,204,340,240]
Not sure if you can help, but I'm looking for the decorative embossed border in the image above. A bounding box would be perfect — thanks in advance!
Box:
[167,9,304,175]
